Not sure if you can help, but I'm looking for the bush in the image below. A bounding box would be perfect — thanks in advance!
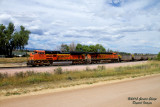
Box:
[86,66,90,71]
[26,71,36,76]
[0,73,8,79]
[157,52,160,61]
[54,67,63,74]
[97,66,106,71]
[15,72,25,78]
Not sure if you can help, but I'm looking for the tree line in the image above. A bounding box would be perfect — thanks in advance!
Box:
[0,22,30,56]
[60,42,106,53]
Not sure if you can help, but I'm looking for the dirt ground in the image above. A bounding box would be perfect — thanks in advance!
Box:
[0,61,147,75]
[1,73,159,107]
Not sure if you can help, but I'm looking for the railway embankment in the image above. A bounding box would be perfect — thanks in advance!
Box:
[0,61,160,98]
[0,61,147,75]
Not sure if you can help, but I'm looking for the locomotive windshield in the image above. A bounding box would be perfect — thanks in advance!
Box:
[32,51,37,55]
[39,52,44,54]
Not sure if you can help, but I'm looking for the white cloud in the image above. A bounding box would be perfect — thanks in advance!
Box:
[0,0,160,53]
[0,14,13,25]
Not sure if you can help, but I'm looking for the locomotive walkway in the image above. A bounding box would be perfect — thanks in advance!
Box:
[0,61,147,75]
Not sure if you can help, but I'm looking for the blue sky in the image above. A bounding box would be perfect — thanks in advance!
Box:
[0,0,160,54]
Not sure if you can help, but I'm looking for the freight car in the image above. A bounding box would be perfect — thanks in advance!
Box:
[27,50,119,66]
[118,54,142,61]
[119,54,156,62]
[118,55,133,62]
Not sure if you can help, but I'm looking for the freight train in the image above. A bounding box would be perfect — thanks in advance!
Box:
[27,50,156,66]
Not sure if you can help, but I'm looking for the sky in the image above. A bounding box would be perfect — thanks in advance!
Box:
[0,0,160,54]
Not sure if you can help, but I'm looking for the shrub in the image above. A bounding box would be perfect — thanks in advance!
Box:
[97,65,106,71]
[15,72,25,78]
[85,66,90,71]
[26,77,43,84]
[54,67,63,74]
[67,76,72,80]
[26,71,36,76]
[157,52,160,61]
[0,73,8,79]
[115,67,123,72]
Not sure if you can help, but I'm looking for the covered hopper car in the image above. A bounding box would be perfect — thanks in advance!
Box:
[119,54,156,62]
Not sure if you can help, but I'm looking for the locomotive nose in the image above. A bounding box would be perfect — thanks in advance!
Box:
[29,53,34,59]
[27,53,34,66]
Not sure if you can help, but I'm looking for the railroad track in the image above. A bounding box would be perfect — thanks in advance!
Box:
[0,61,148,75]
[0,60,147,69]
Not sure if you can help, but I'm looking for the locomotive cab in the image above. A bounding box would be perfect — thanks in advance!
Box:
[27,50,46,66]
[31,50,45,60]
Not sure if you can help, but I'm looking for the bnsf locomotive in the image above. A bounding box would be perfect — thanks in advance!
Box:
[27,50,156,66]
[27,50,119,66]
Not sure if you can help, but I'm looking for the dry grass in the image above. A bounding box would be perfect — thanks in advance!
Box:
[0,57,27,64]
[0,61,160,96]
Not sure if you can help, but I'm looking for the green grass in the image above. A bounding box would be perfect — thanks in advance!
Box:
[0,61,160,96]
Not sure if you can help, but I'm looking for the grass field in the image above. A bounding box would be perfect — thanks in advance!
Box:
[0,61,160,96]
[0,57,28,64]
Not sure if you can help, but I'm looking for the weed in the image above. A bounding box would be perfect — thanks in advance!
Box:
[86,66,90,71]
[67,76,72,80]
[43,72,51,77]
[15,72,25,78]
[131,76,136,78]
[115,67,123,72]
[0,61,160,88]
[0,81,10,87]
[0,72,8,79]
[54,67,63,74]
[26,71,36,76]
[26,77,43,84]
[5,92,21,96]
[97,65,106,71]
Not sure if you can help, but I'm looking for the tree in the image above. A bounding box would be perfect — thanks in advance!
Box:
[157,52,160,61]
[60,43,69,52]
[75,43,106,52]
[0,24,6,55]
[82,45,90,52]
[76,43,83,52]
[69,42,76,51]
[95,44,106,52]
[107,48,113,52]
[2,22,15,56]
[10,26,30,56]
[58,43,107,53]
[0,22,30,56]
[89,45,97,52]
